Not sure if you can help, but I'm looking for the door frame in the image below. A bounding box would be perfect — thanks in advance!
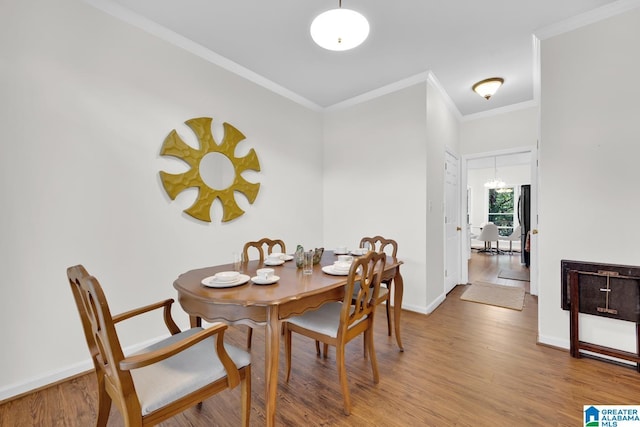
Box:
[444,149,461,294]
[460,145,538,295]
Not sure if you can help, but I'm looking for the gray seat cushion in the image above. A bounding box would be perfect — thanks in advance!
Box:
[287,302,364,338]
[129,326,250,415]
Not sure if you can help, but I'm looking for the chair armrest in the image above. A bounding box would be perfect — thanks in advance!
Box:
[118,323,241,388]
[113,298,181,335]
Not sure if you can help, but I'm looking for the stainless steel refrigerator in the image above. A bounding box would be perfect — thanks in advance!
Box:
[518,184,531,267]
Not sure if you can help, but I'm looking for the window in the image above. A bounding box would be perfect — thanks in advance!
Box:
[488,187,514,236]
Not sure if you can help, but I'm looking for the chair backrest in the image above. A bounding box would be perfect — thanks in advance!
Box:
[478,223,499,241]
[359,236,398,258]
[508,225,522,241]
[67,265,137,408]
[242,238,286,262]
[341,251,386,332]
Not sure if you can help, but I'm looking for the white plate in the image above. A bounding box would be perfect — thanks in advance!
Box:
[350,250,367,256]
[283,254,294,261]
[322,265,350,276]
[264,259,285,266]
[201,274,250,288]
[333,249,349,255]
[252,275,280,285]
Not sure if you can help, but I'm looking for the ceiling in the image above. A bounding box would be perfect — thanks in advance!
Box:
[91,0,623,117]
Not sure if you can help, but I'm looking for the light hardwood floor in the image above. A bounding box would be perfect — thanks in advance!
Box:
[468,249,531,293]
[3,252,640,426]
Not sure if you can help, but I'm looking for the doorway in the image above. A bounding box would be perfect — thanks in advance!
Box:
[460,147,538,295]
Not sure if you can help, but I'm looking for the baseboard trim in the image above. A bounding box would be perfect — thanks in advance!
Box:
[0,334,168,403]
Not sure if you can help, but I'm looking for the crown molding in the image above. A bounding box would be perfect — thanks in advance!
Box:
[324,72,431,112]
[85,0,637,119]
[86,0,451,115]
[426,72,463,121]
[534,0,640,40]
[325,71,463,121]
[84,0,323,112]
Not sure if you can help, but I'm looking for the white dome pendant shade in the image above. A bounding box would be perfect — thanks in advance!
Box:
[310,4,370,51]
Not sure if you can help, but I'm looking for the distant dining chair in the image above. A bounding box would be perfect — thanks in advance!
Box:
[242,237,286,263]
[242,238,287,348]
[477,222,500,254]
[501,225,521,254]
[284,251,386,415]
[358,236,398,337]
[67,265,251,427]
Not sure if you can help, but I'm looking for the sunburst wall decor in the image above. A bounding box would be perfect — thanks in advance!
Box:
[159,117,261,223]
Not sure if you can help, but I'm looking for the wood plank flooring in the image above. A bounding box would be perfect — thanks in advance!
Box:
[468,249,530,293]
[3,252,640,426]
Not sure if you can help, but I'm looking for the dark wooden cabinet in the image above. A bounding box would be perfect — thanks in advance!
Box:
[562,260,640,371]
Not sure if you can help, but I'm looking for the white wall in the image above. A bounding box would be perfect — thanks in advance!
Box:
[538,7,640,350]
[461,107,538,155]
[425,78,461,305]
[0,0,323,398]
[323,83,429,313]
[323,77,459,313]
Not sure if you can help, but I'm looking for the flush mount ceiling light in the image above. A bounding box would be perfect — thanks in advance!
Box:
[310,0,369,51]
[472,77,504,100]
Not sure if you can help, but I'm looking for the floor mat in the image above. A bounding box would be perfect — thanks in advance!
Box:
[498,268,530,282]
[460,282,525,311]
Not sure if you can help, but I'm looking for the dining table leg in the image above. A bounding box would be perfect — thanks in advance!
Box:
[265,305,280,427]
[393,267,404,351]
[189,315,202,328]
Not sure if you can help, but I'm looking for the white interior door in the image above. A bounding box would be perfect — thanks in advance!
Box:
[445,151,460,294]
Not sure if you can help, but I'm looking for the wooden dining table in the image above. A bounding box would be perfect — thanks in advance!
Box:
[173,250,404,426]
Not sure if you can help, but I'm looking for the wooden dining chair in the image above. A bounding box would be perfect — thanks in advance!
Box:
[359,236,398,337]
[242,237,286,348]
[67,265,251,427]
[283,251,386,415]
[242,237,286,263]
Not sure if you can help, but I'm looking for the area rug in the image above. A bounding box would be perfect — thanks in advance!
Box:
[460,282,525,311]
[498,268,530,282]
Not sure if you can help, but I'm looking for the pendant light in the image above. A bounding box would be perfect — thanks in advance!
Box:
[310,0,370,51]
[484,157,506,189]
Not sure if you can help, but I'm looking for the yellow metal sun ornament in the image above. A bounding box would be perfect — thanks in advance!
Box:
[159,117,260,223]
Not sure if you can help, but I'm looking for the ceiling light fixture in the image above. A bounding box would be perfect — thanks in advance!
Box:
[484,157,506,189]
[310,0,369,51]
[472,77,504,100]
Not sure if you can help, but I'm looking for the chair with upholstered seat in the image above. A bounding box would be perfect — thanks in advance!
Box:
[284,251,386,416]
[67,265,251,427]
[358,236,398,337]
[317,236,399,358]
[477,222,500,254]
[242,238,287,348]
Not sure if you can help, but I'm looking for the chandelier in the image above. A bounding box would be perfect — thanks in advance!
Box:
[484,157,506,189]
